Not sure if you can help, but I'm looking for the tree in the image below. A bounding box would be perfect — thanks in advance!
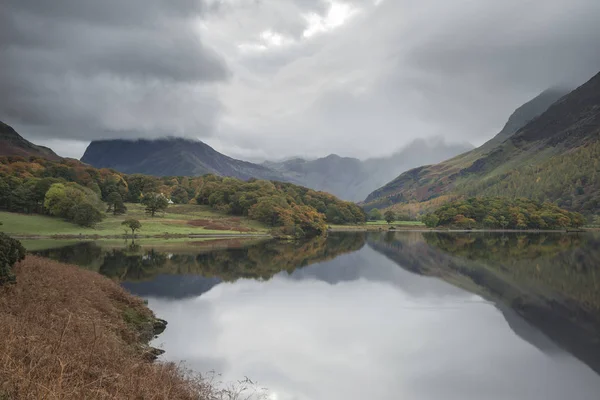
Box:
[106,192,127,215]
[142,193,169,217]
[44,182,105,226]
[71,202,104,227]
[170,186,189,204]
[369,208,383,221]
[122,219,142,239]
[384,210,396,224]
[0,233,26,285]
[422,213,439,228]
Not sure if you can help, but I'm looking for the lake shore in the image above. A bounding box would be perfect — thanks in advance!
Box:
[0,255,217,399]
[329,226,594,233]
[10,232,273,240]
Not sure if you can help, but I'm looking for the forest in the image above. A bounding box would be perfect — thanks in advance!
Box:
[0,156,365,237]
[421,197,585,229]
[459,140,600,214]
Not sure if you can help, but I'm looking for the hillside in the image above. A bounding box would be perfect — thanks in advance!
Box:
[81,138,287,181]
[265,139,473,201]
[0,121,61,161]
[362,77,600,215]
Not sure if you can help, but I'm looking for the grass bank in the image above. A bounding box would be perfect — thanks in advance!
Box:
[0,256,225,399]
[0,203,270,239]
[329,220,425,232]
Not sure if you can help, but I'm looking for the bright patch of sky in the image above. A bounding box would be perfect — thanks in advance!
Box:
[303,1,360,38]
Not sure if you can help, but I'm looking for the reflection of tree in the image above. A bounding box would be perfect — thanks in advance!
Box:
[35,234,366,283]
[33,242,104,270]
[423,232,584,262]
[193,233,365,281]
[421,232,600,311]
[99,249,168,281]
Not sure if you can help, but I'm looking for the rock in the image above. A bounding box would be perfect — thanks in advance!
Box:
[153,318,168,336]
[143,345,166,361]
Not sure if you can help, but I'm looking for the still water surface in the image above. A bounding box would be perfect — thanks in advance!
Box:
[33,232,600,400]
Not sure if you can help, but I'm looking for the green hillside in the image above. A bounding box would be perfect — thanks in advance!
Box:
[363,72,600,217]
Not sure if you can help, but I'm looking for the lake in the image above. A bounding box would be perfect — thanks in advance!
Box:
[32,232,600,400]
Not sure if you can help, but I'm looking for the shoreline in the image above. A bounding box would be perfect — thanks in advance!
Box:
[328,226,593,233]
[8,232,273,240]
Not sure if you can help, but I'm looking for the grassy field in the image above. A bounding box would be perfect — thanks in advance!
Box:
[329,220,425,231]
[0,203,270,238]
[366,220,424,226]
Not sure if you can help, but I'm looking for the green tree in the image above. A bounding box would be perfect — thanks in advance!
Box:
[369,208,383,221]
[44,183,104,226]
[142,193,169,217]
[384,210,396,224]
[71,202,104,227]
[106,192,127,215]
[122,219,142,239]
[170,186,189,204]
[0,233,26,285]
[422,213,439,228]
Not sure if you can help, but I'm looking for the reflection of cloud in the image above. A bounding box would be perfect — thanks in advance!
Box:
[147,247,600,400]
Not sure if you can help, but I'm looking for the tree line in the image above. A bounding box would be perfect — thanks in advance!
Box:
[421,197,585,229]
[0,156,365,236]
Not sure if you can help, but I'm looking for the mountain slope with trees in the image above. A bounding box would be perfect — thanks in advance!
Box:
[363,75,600,216]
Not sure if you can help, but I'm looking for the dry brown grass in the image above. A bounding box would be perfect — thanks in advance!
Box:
[0,256,260,399]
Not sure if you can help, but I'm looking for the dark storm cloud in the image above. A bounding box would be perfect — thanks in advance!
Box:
[2,0,600,160]
[0,0,228,145]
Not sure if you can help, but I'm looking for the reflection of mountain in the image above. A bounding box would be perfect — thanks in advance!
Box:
[122,275,221,299]
[367,231,600,375]
[287,246,468,298]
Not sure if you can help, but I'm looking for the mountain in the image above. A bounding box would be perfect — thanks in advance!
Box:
[81,138,286,181]
[0,121,61,161]
[264,139,473,201]
[362,79,600,213]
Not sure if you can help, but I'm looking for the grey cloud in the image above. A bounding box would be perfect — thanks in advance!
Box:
[2,0,600,160]
[0,0,228,145]
[210,0,600,160]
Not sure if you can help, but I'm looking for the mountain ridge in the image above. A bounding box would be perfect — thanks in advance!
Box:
[0,121,62,161]
[266,138,473,201]
[364,73,600,215]
[81,137,288,181]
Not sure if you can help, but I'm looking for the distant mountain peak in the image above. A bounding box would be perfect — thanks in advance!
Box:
[265,139,473,201]
[81,137,286,180]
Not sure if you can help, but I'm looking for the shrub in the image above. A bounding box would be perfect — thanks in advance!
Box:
[0,233,26,285]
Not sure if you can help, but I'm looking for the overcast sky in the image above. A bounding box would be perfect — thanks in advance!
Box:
[2,0,600,160]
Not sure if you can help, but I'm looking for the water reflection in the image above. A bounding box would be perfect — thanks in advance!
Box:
[32,232,600,399]
[368,231,600,375]
[147,243,600,400]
